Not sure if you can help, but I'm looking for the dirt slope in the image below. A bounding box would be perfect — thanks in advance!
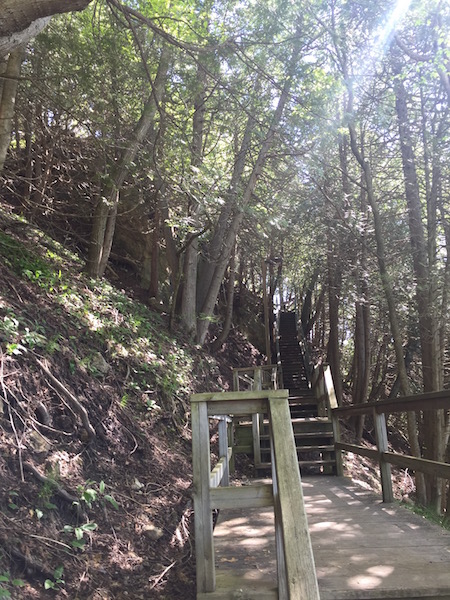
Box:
[0,202,261,599]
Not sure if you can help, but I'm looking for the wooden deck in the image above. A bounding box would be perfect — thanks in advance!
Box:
[210,476,450,600]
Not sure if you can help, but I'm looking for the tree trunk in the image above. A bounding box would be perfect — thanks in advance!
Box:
[180,60,207,336]
[326,231,343,405]
[393,56,443,510]
[196,32,303,344]
[0,46,24,172]
[86,43,169,278]
[0,0,93,57]
[211,246,236,352]
[346,115,428,505]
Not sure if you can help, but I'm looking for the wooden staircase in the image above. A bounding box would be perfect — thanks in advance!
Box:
[236,312,337,475]
[259,312,338,474]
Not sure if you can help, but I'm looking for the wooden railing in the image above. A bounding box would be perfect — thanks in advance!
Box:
[330,389,450,502]
[232,365,281,467]
[232,364,282,391]
[191,390,319,600]
[309,363,344,475]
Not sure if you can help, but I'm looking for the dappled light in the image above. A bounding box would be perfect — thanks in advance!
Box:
[0,0,449,597]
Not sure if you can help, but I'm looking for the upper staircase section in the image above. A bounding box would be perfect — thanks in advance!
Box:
[278,311,317,418]
[232,311,341,475]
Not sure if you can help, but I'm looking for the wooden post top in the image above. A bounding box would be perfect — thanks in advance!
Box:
[191,390,289,403]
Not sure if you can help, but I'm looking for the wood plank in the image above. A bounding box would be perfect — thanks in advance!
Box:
[382,451,450,479]
[191,400,215,593]
[373,411,393,502]
[210,456,227,489]
[268,396,320,600]
[336,442,379,460]
[332,388,450,417]
[207,399,268,416]
[211,476,450,600]
[210,483,273,510]
[192,390,288,402]
[218,419,229,487]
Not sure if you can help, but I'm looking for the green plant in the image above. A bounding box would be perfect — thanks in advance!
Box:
[402,501,450,531]
[44,566,64,590]
[63,522,98,549]
[7,491,19,511]
[74,480,119,511]
[0,572,25,597]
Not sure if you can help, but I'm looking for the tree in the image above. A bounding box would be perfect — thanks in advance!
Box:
[0,0,93,57]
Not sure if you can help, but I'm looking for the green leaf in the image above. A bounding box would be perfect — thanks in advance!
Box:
[0,588,11,598]
[44,579,55,590]
[11,579,25,587]
[0,576,9,583]
[70,539,85,549]
[104,495,119,510]
[53,566,64,580]
[99,481,105,494]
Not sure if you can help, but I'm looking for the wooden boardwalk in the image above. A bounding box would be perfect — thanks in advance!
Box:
[212,476,450,600]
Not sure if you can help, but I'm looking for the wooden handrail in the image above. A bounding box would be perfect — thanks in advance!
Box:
[232,365,282,468]
[191,390,319,599]
[311,363,344,475]
[232,365,282,391]
[329,388,450,502]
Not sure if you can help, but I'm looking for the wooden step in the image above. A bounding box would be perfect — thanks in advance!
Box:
[257,459,336,470]
[260,444,335,454]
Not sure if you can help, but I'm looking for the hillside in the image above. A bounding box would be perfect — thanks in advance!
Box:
[0,201,260,599]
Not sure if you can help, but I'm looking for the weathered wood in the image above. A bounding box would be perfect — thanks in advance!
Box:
[252,413,262,467]
[192,400,215,592]
[213,476,450,600]
[218,418,230,487]
[197,589,277,600]
[210,483,274,510]
[323,365,343,476]
[336,442,379,460]
[333,388,450,417]
[210,452,232,489]
[373,410,394,503]
[268,396,320,600]
[382,452,450,480]
[192,390,288,402]
[207,399,268,416]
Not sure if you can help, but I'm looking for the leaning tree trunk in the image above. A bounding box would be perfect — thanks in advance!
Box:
[0,46,24,172]
[0,0,93,58]
[211,245,236,352]
[180,60,207,337]
[86,43,169,278]
[196,32,303,344]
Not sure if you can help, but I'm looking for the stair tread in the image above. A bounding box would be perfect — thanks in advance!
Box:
[257,459,337,469]
[260,444,335,452]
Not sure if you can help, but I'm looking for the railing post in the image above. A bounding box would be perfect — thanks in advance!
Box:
[233,369,239,391]
[269,393,320,600]
[252,367,263,467]
[373,409,394,503]
[323,365,344,476]
[218,417,230,487]
[191,399,215,593]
